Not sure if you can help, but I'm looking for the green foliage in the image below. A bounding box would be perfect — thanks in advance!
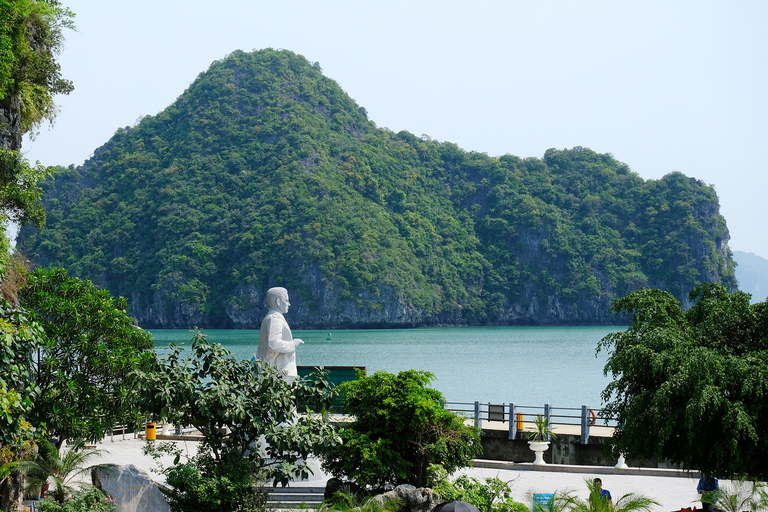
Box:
[0,0,74,136]
[321,370,481,490]
[433,474,528,512]
[19,267,155,447]
[701,476,768,512]
[142,447,266,512]
[0,149,50,227]
[0,300,45,447]
[523,490,572,512]
[138,329,340,490]
[528,415,556,442]
[34,486,117,512]
[17,438,111,503]
[599,283,768,478]
[0,381,25,434]
[556,478,658,512]
[17,50,736,328]
[319,489,402,512]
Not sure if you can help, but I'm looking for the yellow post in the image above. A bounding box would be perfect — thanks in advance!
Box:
[145,422,156,440]
[516,413,524,431]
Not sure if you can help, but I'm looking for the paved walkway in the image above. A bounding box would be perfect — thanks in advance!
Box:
[481,420,616,438]
[88,434,710,512]
[461,463,703,512]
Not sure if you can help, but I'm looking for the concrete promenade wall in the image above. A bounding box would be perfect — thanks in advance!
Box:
[479,428,679,469]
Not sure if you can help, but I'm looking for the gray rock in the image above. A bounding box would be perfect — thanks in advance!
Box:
[374,484,439,512]
[0,475,23,512]
[92,464,170,512]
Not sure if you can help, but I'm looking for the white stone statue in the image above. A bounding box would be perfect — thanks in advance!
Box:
[256,287,303,383]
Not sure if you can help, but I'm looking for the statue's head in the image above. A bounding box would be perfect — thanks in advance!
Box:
[266,287,289,311]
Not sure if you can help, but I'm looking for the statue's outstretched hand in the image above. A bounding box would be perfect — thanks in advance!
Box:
[294,338,304,345]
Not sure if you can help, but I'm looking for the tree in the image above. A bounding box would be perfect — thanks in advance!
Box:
[0,299,45,512]
[0,0,74,294]
[0,300,44,444]
[0,150,49,228]
[321,369,482,490]
[19,267,155,448]
[599,283,768,478]
[138,329,340,510]
[0,0,73,232]
[1,0,74,149]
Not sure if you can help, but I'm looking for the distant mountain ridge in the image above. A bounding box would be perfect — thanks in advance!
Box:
[18,49,737,328]
[734,251,768,303]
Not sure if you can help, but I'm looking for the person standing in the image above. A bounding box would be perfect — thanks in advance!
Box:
[590,478,613,511]
[697,473,719,512]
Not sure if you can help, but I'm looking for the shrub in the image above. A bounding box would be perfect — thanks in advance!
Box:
[35,486,117,512]
[155,454,267,512]
[321,370,481,490]
[433,474,528,512]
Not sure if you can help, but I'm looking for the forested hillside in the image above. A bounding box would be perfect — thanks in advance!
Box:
[18,49,737,328]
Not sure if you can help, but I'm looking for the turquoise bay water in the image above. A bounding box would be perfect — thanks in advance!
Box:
[149,326,621,410]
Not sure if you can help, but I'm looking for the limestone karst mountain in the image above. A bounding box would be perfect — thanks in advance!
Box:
[18,49,736,328]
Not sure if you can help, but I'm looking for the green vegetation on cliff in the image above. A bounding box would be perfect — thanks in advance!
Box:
[18,49,736,328]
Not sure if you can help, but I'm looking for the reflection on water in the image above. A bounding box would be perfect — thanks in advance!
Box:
[149,326,622,409]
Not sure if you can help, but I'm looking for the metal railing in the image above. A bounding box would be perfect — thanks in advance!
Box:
[444,401,618,444]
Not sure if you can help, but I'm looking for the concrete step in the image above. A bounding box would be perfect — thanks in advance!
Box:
[267,486,326,509]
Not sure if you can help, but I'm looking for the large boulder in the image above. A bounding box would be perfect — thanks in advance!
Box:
[374,484,439,512]
[0,475,23,512]
[92,464,169,512]
[324,477,361,502]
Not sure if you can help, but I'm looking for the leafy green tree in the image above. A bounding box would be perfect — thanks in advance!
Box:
[0,0,73,242]
[138,329,340,509]
[0,301,45,512]
[0,150,49,229]
[1,0,74,147]
[321,370,481,490]
[0,303,42,512]
[599,283,768,478]
[19,267,155,448]
[0,300,44,444]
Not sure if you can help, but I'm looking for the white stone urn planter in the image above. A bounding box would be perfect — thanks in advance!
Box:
[528,440,550,465]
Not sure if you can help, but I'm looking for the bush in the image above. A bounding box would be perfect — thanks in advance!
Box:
[321,370,481,490]
[35,486,117,512]
[432,474,528,512]
[156,454,267,512]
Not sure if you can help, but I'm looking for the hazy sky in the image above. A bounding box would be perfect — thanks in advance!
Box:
[22,1,768,260]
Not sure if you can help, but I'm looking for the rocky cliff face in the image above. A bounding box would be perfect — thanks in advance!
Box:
[0,96,22,151]
[128,262,632,329]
